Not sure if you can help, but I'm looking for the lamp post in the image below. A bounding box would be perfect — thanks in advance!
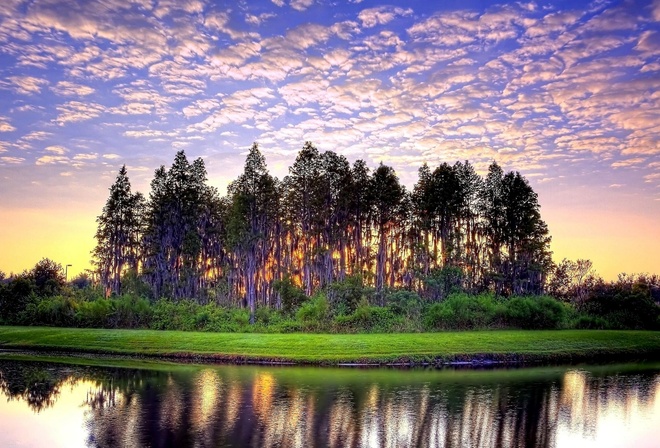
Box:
[65,264,72,282]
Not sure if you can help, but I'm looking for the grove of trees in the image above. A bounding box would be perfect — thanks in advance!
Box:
[92,143,553,321]
[2,142,657,332]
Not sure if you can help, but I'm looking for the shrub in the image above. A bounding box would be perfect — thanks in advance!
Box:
[423,293,500,330]
[326,275,368,314]
[76,299,113,328]
[583,280,659,330]
[385,290,423,320]
[273,275,307,315]
[111,294,152,328]
[151,299,199,331]
[333,298,405,332]
[22,295,77,327]
[296,293,329,331]
[573,315,610,329]
[503,296,567,329]
[424,266,465,301]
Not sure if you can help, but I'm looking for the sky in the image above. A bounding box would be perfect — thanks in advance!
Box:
[0,0,659,281]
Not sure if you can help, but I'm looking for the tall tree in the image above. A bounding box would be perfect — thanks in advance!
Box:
[227,143,278,323]
[283,142,324,295]
[93,166,144,296]
[370,163,405,299]
[142,151,221,299]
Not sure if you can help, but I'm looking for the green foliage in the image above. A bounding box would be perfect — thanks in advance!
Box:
[111,294,152,328]
[273,275,308,315]
[385,289,423,323]
[423,293,501,330]
[30,258,65,297]
[120,269,153,300]
[326,274,368,315]
[573,315,610,330]
[76,299,114,328]
[503,296,567,329]
[584,279,659,330]
[0,275,36,322]
[296,293,329,331]
[423,266,465,301]
[22,295,77,327]
[333,299,405,333]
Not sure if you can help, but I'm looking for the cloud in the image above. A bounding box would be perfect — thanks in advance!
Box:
[636,30,660,54]
[0,156,25,164]
[611,158,646,168]
[204,11,256,40]
[246,12,277,26]
[653,0,660,21]
[36,155,69,165]
[45,145,68,155]
[358,6,412,28]
[51,80,95,96]
[290,0,314,12]
[124,129,179,139]
[54,101,106,125]
[0,117,16,132]
[6,76,48,95]
[524,10,583,38]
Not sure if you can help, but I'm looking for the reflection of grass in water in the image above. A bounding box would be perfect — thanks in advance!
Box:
[1,326,660,364]
[2,353,660,391]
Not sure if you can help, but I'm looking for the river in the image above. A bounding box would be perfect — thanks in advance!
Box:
[0,356,658,447]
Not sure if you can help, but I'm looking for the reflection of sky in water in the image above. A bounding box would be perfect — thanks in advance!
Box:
[1,362,660,447]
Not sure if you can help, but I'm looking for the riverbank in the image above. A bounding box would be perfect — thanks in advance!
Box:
[0,326,659,366]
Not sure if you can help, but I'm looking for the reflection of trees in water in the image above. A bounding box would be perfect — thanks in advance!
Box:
[559,369,659,438]
[1,360,659,448]
[0,361,73,412]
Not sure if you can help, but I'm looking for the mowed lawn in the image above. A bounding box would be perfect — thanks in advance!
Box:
[0,326,659,363]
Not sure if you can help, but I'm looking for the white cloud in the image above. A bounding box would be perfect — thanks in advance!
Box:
[36,155,69,165]
[290,0,314,12]
[358,6,412,28]
[653,0,660,21]
[51,80,95,96]
[54,101,106,125]
[0,156,25,164]
[45,145,68,155]
[246,12,277,25]
[7,76,48,95]
[0,117,16,132]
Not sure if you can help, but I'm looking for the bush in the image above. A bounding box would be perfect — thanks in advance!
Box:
[333,298,405,332]
[22,295,77,327]
[583,280,659,330]
[296,293,329,331]
[385,290,423,320]
[151,299,199,331]
[503,296,567,329]
[573,315,610,329]
[111,294,152,328]
[423,293,501,330]
[76,299,113,328]
[273,275,307,315]
[326,275,369,315]
[424,266,465,301]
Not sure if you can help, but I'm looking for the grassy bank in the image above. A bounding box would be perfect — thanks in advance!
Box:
[1,326,660,365]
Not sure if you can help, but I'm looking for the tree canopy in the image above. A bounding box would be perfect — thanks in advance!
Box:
[92,144,552,310]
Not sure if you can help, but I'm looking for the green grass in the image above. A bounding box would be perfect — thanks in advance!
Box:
[0,326,659,364]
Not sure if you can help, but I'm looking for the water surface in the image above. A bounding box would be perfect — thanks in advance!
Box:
[0,356,659,447]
